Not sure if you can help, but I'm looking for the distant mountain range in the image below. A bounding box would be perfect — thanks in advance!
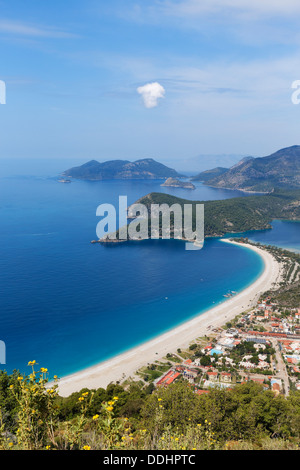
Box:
[62,146,300,190]
[63,158,184,180]
[201,146,300,192]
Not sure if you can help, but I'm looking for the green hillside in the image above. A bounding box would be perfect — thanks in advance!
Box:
[205,146,300,192]
[125,189,300,239]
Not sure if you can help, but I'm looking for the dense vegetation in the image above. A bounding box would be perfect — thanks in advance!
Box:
[0,364,300,450]
[116,189,300,240]
[263,282,300,308]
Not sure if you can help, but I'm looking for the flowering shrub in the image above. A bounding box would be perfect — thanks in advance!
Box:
[6,361,59,450]
[0,364,300,450]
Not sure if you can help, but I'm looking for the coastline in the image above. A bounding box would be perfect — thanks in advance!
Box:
[57,240,282,397]
[202,183,269,194]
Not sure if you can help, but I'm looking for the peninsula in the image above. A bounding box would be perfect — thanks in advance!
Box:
[94,188,300,244]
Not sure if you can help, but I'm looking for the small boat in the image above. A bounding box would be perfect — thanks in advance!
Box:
[58,179,71,183]
[224,292,234,298]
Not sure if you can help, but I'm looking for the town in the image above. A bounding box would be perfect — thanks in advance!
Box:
[132,296,300,397]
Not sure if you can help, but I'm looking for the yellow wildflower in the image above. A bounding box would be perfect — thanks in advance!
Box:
[82,445,91,450]
[28,360,36,366]
[113,396,118,400]
[78,396,85,402]
[106,406,113,411]
[92,414,99,420]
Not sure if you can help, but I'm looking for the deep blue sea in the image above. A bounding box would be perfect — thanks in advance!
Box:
[1,158,299,378]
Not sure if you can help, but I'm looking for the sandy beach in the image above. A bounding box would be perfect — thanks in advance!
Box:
[57,240,282,396]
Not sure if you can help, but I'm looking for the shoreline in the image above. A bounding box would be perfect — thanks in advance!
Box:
[57,240,282,397]
[202,183,269,194]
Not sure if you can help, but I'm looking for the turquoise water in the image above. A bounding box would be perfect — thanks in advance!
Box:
[239,220,300,253]
[0,158,297,378]
[209,349,223,356]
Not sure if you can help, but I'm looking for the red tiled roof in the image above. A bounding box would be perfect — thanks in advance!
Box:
[272,383,280,391]
[165,372,180,385]
[156,370,180,386]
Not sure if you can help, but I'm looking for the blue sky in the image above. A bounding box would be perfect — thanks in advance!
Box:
[1,0,300,171]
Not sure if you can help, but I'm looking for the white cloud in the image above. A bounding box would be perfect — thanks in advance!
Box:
[113,1,300,48]
[137,82,165,108]
[0,19,76,38]
[159,0,300,18]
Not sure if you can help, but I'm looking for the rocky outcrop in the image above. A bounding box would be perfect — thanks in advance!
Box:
[161,177,195,189]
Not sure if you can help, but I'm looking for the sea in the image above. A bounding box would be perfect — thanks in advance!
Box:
[0,158,299,378]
